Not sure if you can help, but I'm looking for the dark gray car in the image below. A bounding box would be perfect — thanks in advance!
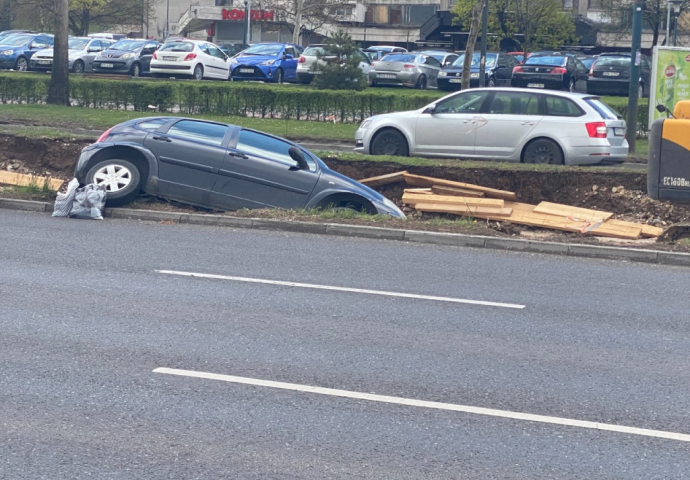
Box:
[92,39,159,77]
[74,117,405,218]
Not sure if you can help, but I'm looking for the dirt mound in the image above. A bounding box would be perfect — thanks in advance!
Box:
[0,134,89,179]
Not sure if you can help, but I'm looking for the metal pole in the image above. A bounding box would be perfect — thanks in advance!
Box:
[673,10,679,46]
[165,0,169,39]
[479,0,488,87]
[242,1,248,48]
[666,0,671,45]
[246,0,252,45]
[626,0,644,153]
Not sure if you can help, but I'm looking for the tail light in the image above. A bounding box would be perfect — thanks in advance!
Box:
[550,67,567,74]
[585,122,608,138]
[588,66,594,77]
[152,52,157,60]
[298,55,306,63]
[97,127,113,143]
[183,53,197,61]
[513,65,524,73]
[403,64,415,69]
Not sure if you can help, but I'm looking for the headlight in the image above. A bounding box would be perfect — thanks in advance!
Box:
[359,119,372,130]
[0,49,14,56]
[470,72,480,78]
[438,71,447,77]
[121,53,135,59]
[259,59,276,66]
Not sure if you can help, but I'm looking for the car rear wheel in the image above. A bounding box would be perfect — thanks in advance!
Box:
[275,68,284,84]
[488,76,496,87]
[72,60,85,73]
[415,74,427,90]
[86,158,142,207]
[130,63,141,77]
[371,129,409,156]
[523,139,564,165]
[14,56,28,72]
[193,64,203,80]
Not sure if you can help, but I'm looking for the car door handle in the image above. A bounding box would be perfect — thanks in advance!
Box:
[228,151,248,159]
[521,122,535,126]
[152,136,171,142]
[462,120,475,124]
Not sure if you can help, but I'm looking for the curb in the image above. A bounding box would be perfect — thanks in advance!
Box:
[2,199,689,267]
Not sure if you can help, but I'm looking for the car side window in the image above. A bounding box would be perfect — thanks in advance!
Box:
[425,56,441,67]
[488,91,540,115]
[236,130,316,171]
[435,91,490,114]
[544,96,584,117]
[208,45,223,59]
[285,47,295,57]
[167,120,228,146]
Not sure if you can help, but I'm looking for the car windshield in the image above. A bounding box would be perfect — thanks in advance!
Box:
[109,40,145,51]
[381,53,417,63]
[69,38,90,50]
[451,53,497,68]
[524,55,567,66]
[511,54,525,62]
[242,44,283,56]
[303,46,325,56]
[579,57,597,69]
[0,34,32,46]
[159,41,194,52]
[596,56,630,67]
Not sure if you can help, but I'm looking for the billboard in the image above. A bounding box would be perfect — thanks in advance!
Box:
[649,46,690,127]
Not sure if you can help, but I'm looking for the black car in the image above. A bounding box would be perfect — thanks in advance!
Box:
[74,117,405,218]
[586,53,651,98]
[437,51,518,91]
[92,39,159,77]
[511,53,589,92]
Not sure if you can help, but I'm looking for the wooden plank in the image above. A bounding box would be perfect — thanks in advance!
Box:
[413,203,513,217]
[403,192,504,208]
[358,171,407,187]
[504,202,538,213]
[404,188,433,194]
[0,170,63,191]
[606,219,664,238]
[403,173,517,201]
[431,185,485,197]
[533,201,613,221]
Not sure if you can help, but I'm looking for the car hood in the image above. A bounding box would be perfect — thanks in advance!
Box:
[321,168,387,203]
[33,48,54,57]
[232,54,279,65]
[366,109,422,123]
[0,43,29,50]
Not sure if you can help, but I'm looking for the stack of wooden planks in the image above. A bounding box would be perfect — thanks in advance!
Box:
[0,170,64,191]
[358,171,663,240]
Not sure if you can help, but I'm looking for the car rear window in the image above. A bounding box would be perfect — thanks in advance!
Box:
[595,56,630,67]
[585,98,621,120]
[381,54,416,63]
[543,96,584,117]
[159,41,194,52]
[524,55,567,66]
[303,46,324,56]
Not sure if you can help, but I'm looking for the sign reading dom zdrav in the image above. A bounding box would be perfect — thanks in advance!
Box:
[222,9,274,21]
[649,46,690,127]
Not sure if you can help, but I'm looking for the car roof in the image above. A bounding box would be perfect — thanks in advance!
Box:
[446,86,596,100]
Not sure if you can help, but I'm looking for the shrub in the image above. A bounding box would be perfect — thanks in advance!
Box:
[312,30,368,92]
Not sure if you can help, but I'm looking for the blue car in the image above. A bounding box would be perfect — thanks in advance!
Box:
[0,33,54,71]
[230,42,303,83]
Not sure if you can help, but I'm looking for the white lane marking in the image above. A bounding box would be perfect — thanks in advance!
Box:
[153,367,690,443]
[155,270,525,309]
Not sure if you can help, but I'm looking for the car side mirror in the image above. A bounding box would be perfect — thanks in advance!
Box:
[31,43,46,49]
[423,104,436,115]
[284,53,293,60]
[88,47,102,53]
[288,146,309,170]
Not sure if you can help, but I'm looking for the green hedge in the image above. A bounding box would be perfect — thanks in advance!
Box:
[0,72,650,133]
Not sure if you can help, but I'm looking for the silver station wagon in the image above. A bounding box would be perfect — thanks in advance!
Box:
[355,88,628,165]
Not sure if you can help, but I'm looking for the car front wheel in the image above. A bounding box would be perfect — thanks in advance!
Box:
[86,158,142,207]
[14,56,28,71]
[274,68,284,84]
[130,63,141,77]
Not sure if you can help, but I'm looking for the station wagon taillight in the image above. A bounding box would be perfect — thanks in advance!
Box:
[585,122,608,138]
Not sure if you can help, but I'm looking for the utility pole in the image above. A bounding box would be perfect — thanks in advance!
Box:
[626,0,644,153]
[478,0,488,87]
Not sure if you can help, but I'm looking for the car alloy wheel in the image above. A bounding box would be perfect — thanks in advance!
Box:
[131,63,141,77]
[488,77,496,87]
[193,64,203,80]
[275,68,284,84]
[86,158,142,207]
[93,164,133,193]
[415,75,427,90]
[15,57,28,72]
[73,60,85,73]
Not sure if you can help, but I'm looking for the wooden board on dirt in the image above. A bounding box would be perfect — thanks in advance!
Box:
[359,171,408,187]
[403,173,517,201]
[0,170,63,191]
[606,219,664,238]
[404,188,433,194]
[403,192,504,208]
[431,185,485,197]
[533,201,613,221]
[413,203,513,217]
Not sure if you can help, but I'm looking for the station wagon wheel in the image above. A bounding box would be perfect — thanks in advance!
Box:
[73,60,85,73]
[371,129,409,156]
[415,74,427,90]
[130,63,141,77]
[86,158,142,207]
[193,64,203,80]
[523,139,564,165]
[275,68,284,84]
[14,56,28,71]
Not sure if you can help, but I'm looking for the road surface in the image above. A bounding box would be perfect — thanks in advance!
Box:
[1,209,689,479]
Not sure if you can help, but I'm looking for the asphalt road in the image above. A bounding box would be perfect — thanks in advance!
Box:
[2,209,690,479]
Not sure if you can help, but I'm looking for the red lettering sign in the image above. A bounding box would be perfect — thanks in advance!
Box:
[221,9,273,21]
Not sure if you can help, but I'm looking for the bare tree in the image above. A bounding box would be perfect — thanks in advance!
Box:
[258,0,337,44]
[47,0,69,106]
[462,0,484,90]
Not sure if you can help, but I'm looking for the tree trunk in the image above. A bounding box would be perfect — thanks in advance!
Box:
[462,0,484,90]
[47,0,70,106]
[292,0,304,45]
[81,9,90,36]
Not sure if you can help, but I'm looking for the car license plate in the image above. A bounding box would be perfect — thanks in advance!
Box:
[614,127,625,136]
[449,79,462,83]
[38,60,51,65]
[527,83,545,88]
[240,68,254,73]
[163,56,177,61]
[603,71,620,76]
[100,63,113,68]
[377,74,396,79]
[470,73,479,78]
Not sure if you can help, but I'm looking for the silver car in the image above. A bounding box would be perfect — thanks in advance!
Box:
[355,88,629,165]
[30,37,114,73]
[369,52,442,89]
[296,44,372,84]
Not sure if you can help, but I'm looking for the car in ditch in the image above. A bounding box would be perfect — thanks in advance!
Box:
[355,87,628,165]
[29,36,115,73]
[74,117,405,218]
[92,38,160,77]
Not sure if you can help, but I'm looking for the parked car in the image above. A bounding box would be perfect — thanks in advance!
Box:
[229,42,304,83]
[92,39,159,77]
[0,30,35,43]
[73,117,405,218]
[296,44,372,84]
[369,52,442,89]
[577,55,599,70]
[88,33,128,41]
[586,53,651,98]
[150,39,230,80]
[0,33,53,71]
[511,53,589,92]
[30,37,115,73]
[355,88,628,165]
[506,51,529,63]
[362,46,407,62]
[217,43,240,57]
[437,51,518,91]
[414,50,459,67]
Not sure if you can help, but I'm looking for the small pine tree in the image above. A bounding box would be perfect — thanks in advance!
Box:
[312,30,367,91]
